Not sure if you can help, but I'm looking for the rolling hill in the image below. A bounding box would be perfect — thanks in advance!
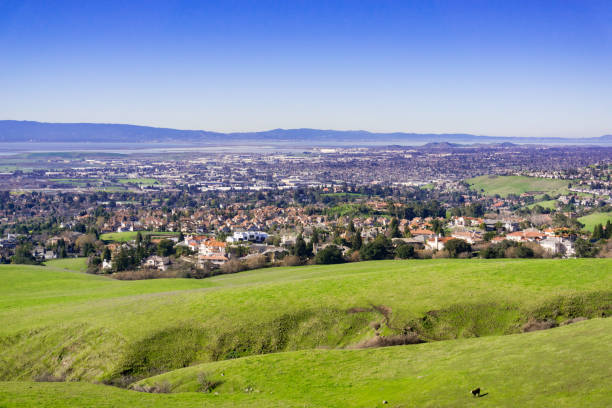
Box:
[578,211,612,232]
[466,175,570,197]
[0,258,610,406]
[2,120,612,145]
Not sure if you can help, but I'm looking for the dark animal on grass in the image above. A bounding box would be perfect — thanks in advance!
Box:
[471,388,480,397]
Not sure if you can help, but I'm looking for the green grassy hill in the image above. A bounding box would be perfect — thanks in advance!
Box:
[526,199,557,210]
[466,175,569,197]
[2,318,610,407]
[43,257,88,271]
[578,211,612,232]
[99,230,180,242]
[1,259,610,406]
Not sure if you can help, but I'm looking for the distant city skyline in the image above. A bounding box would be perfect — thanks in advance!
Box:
[1,0,611,137]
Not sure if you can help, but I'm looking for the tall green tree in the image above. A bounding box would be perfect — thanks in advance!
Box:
[574,238,596,258]
[388,218,401,238]
[157,239,175,257]
[314,245,345,264]
[293,234,308,258]
[360,234,392,260]
[11,244,38,265]
[444,239,471,258]
[431,219,445,236]
[351,230,363,250]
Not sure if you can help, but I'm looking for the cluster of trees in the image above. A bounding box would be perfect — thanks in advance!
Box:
[574,238,598,258]
[449,203,486,218]
[10,244,39,265]
[481,240,534,259]
[390,200,446,220]
[314,245,344,264]
[592,221,612,241]
[552,213,584,231]
[88,233,189,273]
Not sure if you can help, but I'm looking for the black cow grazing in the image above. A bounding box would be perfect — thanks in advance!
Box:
[471,388,481,397]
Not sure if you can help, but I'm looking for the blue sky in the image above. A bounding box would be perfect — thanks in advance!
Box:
[1,0,611,137]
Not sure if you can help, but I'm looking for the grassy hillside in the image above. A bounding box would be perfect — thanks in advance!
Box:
[138,317,612,408]
[578,211,612,232]
[1,318,610,407]
[1,259,610,387]
[43,257,88,272]
[526,199,557,210]
[99,230,180,242]
[466,175,569,197]
[118,178,159,185]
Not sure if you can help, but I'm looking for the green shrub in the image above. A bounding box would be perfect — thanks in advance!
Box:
[314,245,345,264]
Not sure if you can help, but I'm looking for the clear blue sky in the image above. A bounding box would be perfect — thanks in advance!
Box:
[1,0,611,137]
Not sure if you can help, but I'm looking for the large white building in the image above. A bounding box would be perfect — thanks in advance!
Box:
[539,237,576,257]
[226,231,269,243]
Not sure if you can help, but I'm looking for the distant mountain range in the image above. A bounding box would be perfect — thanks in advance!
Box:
[1,120,611,146]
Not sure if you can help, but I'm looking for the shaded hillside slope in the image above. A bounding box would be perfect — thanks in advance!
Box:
[2,317,611,407]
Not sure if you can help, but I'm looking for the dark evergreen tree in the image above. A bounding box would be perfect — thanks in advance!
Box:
[351,229,363,250]
[388,218,401,238]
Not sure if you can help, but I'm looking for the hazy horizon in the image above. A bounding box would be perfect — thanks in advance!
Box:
[1,118,612,139]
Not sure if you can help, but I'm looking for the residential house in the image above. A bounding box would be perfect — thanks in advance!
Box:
[426,236,454,251]
[144,255,171,271]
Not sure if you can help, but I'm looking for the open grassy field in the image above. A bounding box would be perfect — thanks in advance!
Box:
[466,175,569,197]
[118,178,159,185]
[578,211,612,232]
[43,257,88,272]
[99,230,180,242]
[1,258,610,406]
[527,199,557,210]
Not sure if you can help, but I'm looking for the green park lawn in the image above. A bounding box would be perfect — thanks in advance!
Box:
[527,199,557,210]
[43,257,88,272]
[578,211,612,232]
[117,178,159,185]
[467,175,569,197]
[99,230,180,242]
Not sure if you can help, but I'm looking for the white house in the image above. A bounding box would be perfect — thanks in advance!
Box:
[226,231,269,243]
[144,255,170,271]
[199,239,227,257]
[102,259,113,270]
[539,237,576,257]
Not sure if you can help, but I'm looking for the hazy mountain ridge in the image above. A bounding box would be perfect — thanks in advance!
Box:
[1,120,611,145]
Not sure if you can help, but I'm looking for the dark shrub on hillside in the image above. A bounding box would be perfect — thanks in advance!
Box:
[197,372,222,393]
[360,235,393,260]
[482,239,532,259]
[574,238,597,258]
[10,244,39,265]
[157,239,175,257]
[395,244,416,259]
[444,239,472,258]
[505,245,534,258]
[315,245,345,264]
